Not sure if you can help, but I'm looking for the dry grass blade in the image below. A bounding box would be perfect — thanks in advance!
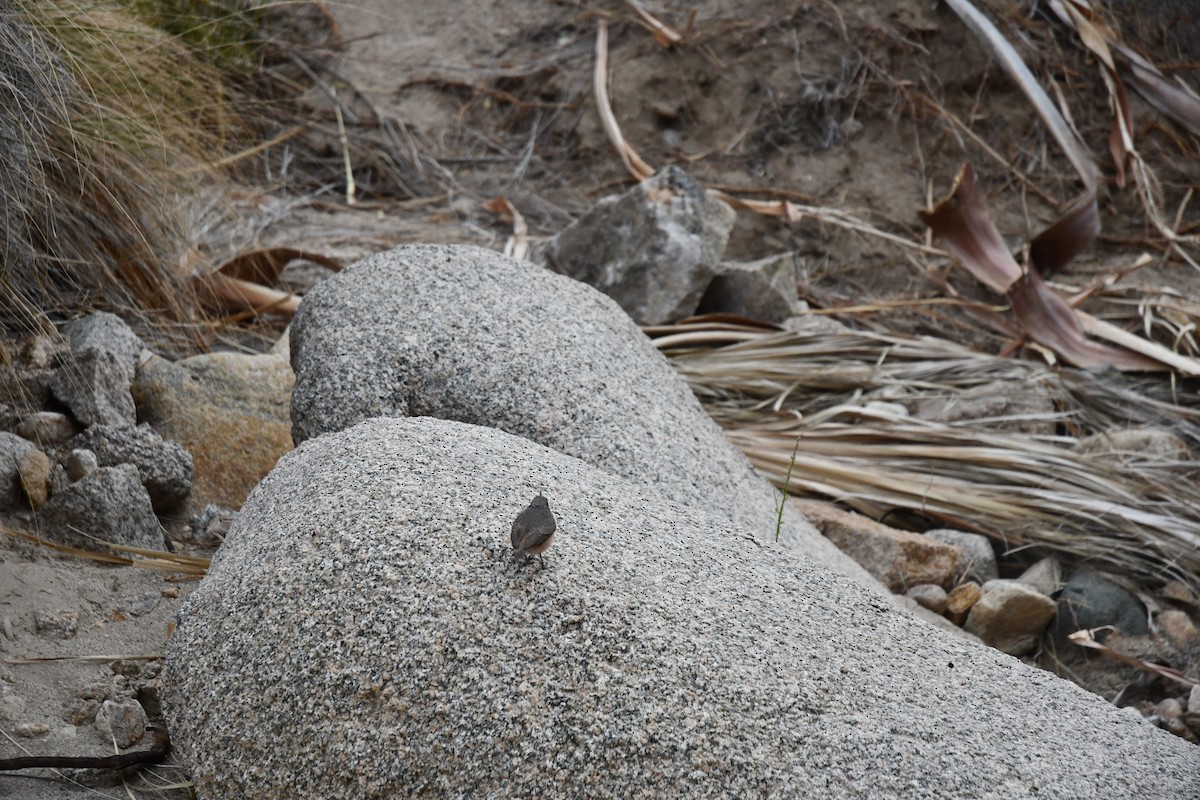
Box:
[1,523,210,575]
[484,197,530,261]
[654,322,1200,592]
[593,20,654,181]
[623,0,683,47]
[1068,627,1199,688]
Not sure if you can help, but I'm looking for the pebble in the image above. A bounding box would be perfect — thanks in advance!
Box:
[34,608,79,639]
[905,584,948,614]
[13,722,49,737]
[1015,557,1062,596]
[17,448,51,509]
[94,697,147,748]
[964,580,1057,655]
[65,448,99,481]
[15,411,78,446]
[945,582,982,626]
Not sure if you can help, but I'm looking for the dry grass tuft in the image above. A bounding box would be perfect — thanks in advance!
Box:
[654,320,1200,591]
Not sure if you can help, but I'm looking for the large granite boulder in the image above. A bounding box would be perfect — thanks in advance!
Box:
[162,417,1200,799]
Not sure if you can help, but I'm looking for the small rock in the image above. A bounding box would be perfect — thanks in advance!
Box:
[2,615,15,640]
[13,722,50,737]
[126,592,161,617]
[72,423,194,510]
[65,448,99,481]
[50,349,137,427]
[545,165,736,325]
[15,411,78,446]
[1120,705,1147,722]
[945,582,983,626]
[16,448,51,509]
[1162,581,1196,605]
[34,608,80,639]
[0,432,38,510]
[67,698,102,726]
[61,311,144,383]
[1053,569,1149,642]
[964,580,1058,655]
[94,698,147,749]
[37,464,165,551]
[905,584,948,614]
[1015,557,1062,596]
[925,529,998,584]
[696,253,802,323]
[188,504,236,549]
[796,500,960,592]
[1155,609,1200,659]
[1186,686,1200,734]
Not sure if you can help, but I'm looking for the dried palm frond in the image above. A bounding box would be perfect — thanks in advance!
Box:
[654,321,1200,591]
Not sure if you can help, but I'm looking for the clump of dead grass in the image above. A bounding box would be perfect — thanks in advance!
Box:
[653,319,1200,592]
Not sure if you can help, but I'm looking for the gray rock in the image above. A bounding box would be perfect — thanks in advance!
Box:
[926,529,999,584]
[905,583,949,614]
[545,166,735,324]
[290,243,870,585]
[187,504,236,550]
[72,423,194,510]
[94,698,146,749]
[37,464,164,551]
[50,349,137,427]
[61,311,144,383]
[964,580,1057,655]
[65,448,99,481]
[1015,556,1062,596]
[1053,569,1149,641]
[15,411,78,446]
[162,417,1200,799]
[0,432,38,510]
[696,253,801,323]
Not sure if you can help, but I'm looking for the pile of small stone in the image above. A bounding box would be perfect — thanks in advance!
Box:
[796,497,1200,743]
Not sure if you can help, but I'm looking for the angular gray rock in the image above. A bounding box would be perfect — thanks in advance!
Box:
[72,423,194,510]
[0,431,39,511]
[1015,556,1062,596]
[545,166,735,325]
[62,311,144,381]
[162,417,1200,799]
[926,528,999,585]
[290,243,871,586]
[50,349,137,427]
[49,312,145,429]
[37,464,163,551]
[696,253,802,323]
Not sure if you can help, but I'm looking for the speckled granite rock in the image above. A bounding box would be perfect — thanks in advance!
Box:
[289,243,872,587]
[163,417,1200,799]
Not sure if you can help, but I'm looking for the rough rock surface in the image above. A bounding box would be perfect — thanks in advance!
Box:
[544,165,735,325]
[289,243,871,586]
[133,350,293,512]
[925,528,999,585]
[50,349,137,428]
[795,499,960,591]
[163,417,1200,799]
[37,464,164,551]
[72,423,194,510]
[696,253,801,323]
[0,431,38,510]
[15,411,78,446]
[61,311,144,382]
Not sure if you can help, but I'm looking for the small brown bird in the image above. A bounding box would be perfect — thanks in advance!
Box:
[511,494,556,567]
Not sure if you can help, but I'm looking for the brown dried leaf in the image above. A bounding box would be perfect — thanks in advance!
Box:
[918,164,1022,294]
[1068,626,1199,688]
